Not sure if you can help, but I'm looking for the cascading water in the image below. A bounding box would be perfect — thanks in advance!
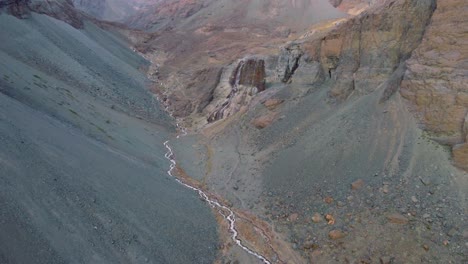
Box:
[157,95,271,264]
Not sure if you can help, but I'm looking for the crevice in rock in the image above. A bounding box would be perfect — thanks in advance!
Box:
[282,54,301,83]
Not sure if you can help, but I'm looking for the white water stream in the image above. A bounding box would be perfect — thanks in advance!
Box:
[163,123,271,264]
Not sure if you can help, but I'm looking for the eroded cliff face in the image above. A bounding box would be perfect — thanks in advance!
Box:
[400,0,468,170]
[206,58,266,123]
[280,0,434,99]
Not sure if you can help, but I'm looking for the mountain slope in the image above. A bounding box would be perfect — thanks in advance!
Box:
[0,5,218,264]
[126,0,345,32]
[154,0,468,262]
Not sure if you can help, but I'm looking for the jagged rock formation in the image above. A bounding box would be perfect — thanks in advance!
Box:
[230,58,266,92]
[287,0,437,102]
[206,58,266,123]
[401,0,468,170]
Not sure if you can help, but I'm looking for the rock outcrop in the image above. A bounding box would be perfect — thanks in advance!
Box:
[272,0,436,102]
[0,0,31,17]
[0,0,84,28]
[401,0,468,170]
[207,58,266,123]
[230,58,266,92]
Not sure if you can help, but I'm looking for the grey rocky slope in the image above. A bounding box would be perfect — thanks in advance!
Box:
[0,3,218,264]
[72,0,154,21]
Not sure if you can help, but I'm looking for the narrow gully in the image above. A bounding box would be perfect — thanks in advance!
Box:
[162,124,271,264]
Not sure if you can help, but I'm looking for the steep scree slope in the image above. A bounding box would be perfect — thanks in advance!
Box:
[0,4,219,264]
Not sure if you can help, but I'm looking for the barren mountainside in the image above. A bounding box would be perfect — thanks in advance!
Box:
[0,0,467,263]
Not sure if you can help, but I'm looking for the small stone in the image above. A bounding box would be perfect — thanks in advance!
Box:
[463,230,468,238]
[387,213,409,224]
[263,99,284,110]
[443,240,449,246]
[382,185,389,194]
[411,196,418,203]
[422,213,430,219]
[351,179,365,190]
[251,113,277,129]
[302,241,318,250]
[420,177,431,186]
[328,230,346,240]
[447,228,457,237]
[233,185,239,190]
[288,213,299,222]
[380,256,392,264]
[423,244,429,251]
[360,257,372,264]
[325,214,335,225]
[324,197,334,204]
[312,213,323,223]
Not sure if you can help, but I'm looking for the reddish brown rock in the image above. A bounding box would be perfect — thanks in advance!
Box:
[230,59,266,92]
[328,229,346,240]
[288,213,299,222]
[453,144,468,170]
[387,213,409,224]
[325,214,335,225]
[263,99,284,110]
[324,197,334,204]
[251,112,277,129]
[401,0,468,171]
[312,213,323,223]
[351,179,365,190]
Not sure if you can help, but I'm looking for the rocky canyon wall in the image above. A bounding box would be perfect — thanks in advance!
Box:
[401,0,468,170]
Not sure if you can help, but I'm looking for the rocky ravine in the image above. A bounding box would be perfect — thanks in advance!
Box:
[143,0,467,263]
[1,0,466,263]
